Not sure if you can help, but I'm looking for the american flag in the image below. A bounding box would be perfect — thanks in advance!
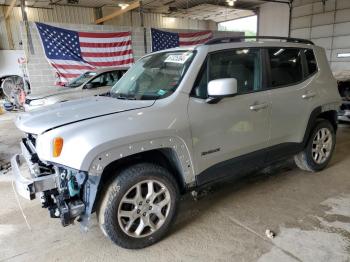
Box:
[36,22,134,85]
[151,28,213,52]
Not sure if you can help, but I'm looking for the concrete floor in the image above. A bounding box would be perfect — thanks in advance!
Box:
[1,111,350,261]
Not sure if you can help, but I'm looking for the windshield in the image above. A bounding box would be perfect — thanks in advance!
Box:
[110,51,195,100]
[66,71,97,87]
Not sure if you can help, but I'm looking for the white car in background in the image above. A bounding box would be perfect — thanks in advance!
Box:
[24,68,127,111]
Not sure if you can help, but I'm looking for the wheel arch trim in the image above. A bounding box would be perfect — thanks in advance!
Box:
[88,136,195,184]
[303,103,339,147]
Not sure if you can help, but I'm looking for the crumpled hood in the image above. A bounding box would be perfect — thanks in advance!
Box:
[27,86,78,100]
[15,96,155,134]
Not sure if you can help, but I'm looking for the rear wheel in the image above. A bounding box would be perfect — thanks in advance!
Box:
[97,163,179,249]
[294,120,335,172]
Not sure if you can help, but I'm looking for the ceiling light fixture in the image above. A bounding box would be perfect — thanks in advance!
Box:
[118,3,130,9]
[337,53,350,58]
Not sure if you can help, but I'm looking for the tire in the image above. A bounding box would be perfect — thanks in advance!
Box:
[97,163,179,249]
[294,119,336,172]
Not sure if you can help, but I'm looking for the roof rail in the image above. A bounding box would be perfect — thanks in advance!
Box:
[205,36,314,46]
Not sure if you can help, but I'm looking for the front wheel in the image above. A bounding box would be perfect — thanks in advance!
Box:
[294,119,336,172]
[97,163,179,249]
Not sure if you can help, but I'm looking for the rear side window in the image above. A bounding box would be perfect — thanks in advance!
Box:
[304,49,318,76]
[268,48,303,88]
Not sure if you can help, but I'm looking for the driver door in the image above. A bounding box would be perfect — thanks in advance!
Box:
[188,48,271,185]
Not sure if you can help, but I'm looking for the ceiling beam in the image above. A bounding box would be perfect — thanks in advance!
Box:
[95,0,140,24]
[5,0,17,19]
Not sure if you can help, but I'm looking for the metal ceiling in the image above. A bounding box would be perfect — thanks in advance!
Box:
[2,0,287,9]
[1,0,291,20]
[164,4,255,22]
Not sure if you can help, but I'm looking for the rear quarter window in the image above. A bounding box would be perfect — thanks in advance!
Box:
[304,49,318,76]
[267,48,303,88]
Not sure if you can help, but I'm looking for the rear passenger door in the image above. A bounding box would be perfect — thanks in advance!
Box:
[266,47,319,160]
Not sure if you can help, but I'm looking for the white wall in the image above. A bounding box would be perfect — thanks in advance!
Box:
[290,0,350,80]
[0,5,95,50]
[102,7,215,30]
[0,50,25,76]
[258,2,290,37]
[0,5,217,51]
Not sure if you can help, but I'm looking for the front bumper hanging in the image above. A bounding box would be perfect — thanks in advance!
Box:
[11,143,58,200]
[11,139,88,227]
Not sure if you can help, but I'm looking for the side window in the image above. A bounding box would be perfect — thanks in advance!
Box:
[106,71,119,86]
[90,74,103,87]
[89,72,115,88]
[268,48,303,88]
[209,49,261,94]
[191,48,261,98]
[304,49,318,76]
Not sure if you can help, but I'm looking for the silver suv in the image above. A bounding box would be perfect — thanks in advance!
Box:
[12,36,341,249]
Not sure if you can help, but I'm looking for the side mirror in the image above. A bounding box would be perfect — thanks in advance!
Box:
[84,83,94,89]
[207,78,238,104]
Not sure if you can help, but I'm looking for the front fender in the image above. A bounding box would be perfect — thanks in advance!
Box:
[87,136,195,184]
[80,136,195,227]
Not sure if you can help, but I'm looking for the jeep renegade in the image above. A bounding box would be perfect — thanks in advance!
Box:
[12,36,341,249]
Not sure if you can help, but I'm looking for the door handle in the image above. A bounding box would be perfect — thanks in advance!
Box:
[249,103,269,111]
[302,92,316,99]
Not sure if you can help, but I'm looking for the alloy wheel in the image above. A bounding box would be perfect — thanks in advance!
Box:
[312,127,333,164]
[117,179,171,238]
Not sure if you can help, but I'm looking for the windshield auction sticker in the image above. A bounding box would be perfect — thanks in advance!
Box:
[165,53,192,64]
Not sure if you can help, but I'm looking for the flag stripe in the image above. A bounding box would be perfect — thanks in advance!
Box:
[53,68,91,75]
[52,64,95,70]
[180,37,212,46]
[50,62,95,75]
[84,54,134,63]
[88,58,134,67]
[78,31,131,38]
[178,31,212,37]
[79,35,131,44]
[80,40,132,48]
[59,73,82,79]
[80,45,132,53]
[81,49,133,57]
[179,33,213,42]
[81,48,132,57]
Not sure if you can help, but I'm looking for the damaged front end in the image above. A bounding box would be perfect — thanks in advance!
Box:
[11,134,97,227]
